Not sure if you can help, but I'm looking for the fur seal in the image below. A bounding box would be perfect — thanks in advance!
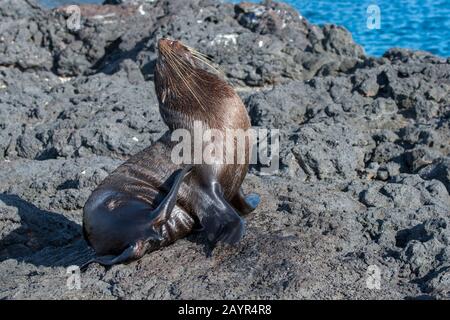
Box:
[82,38,260,267]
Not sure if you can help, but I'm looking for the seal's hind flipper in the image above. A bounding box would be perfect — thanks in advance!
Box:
[93,245,139,266]
[152,165,193,227]
[231,188,260,215]
[80,243,142,270]
[197,178,245,245]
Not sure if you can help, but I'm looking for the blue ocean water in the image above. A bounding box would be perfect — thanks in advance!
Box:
[38,0,450,57]
[284,0,450,57]
[40,0,99,6]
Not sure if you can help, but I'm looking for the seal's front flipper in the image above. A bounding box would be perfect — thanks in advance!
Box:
[198,180,245,245]
[231,188,260,215]
[80,243,142,270]
[152,165,193,227]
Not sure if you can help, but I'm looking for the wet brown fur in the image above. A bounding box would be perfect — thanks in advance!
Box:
[83,38,252,260]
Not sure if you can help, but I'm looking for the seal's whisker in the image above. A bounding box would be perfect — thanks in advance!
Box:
[182,44,224,76]
[191,55,224,77]
[165,49,212,87]
[160,43,219,83]
[165,50,208,112]
[185,46,214,64]
[189,51,223,74]
[173,54,221,84]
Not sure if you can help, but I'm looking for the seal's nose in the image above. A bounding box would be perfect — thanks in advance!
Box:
[158,38,174,50]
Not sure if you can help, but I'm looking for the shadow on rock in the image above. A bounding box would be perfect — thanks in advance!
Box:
[0,194,93,268]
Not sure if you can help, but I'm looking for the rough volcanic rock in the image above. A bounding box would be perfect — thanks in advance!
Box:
[0,0,449,300]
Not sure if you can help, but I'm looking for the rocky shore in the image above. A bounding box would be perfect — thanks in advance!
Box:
[0,0,449,299]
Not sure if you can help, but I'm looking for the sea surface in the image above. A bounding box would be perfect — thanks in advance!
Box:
[38,0,450,57]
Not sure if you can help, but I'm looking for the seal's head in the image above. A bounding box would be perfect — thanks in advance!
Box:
[154,38,234,126]
[157,38,197,69]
